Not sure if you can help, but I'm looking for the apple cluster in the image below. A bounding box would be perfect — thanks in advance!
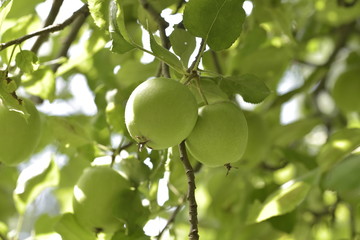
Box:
[125,77,249,167]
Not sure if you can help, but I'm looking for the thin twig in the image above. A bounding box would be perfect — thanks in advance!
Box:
[267,21,355,110]
[179,141,199,240]
[31,0,64,53]
[312,21,355,95]
[188,39,206,74]
[110,142,133,167]
[51,9,89,72]
[157,161,202,240]
[157,203,184,239]
[0,4,89,52]
[139,0,171,78]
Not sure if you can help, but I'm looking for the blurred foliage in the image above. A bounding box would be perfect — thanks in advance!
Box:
[1,0,360,239]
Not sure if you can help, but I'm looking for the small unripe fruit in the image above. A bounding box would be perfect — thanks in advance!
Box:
[125,77,198,150]
[186,102,248,167]
[0,99,41,166]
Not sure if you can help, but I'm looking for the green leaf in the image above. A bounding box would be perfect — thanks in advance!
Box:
[317,128,360,171]
[280,148,317,170]
[232,46,293,86]
[321,153,360,203]
[183,0,245,50]
[0,72,29,119]
[113,0,135,43]
[137,4,158,33]
[56,30,107,76]
[147,0,178,12]
[109,1,134,54]
[15,50,38,73]
[247,169,320,224]
[112,227,150,240]
[106,96,126,133]
[34,214,61,238]
[54,213,96,240]
[21,67,55,101]
[13,159,59,214]
[47,116,93,148]
[268,211,297,234]
[149,33,185,74]
[169,28,196,67]
[118,156,151,185]
[272,118,322,147]
[116,60,159,90]
[6,0,42,18]
[0,0,12,36]
[88,0,111,29]
[220,74,271,104]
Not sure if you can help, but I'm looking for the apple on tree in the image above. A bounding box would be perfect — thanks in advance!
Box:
[125,77,198,150]
[186,101,248,167]
[72,166,133,234]
[0,99,41,166]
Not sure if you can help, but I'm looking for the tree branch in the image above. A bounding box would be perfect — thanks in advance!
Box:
[139,2,199,238]
[157,204,184,239]
[188,39,206,74]
[179,141,199,240]
[110,142,133,167]
[0,4,89,52]
[139,0,171,78]
[31,0,64,53]
[51,8,89,72]
[267,21,355,110]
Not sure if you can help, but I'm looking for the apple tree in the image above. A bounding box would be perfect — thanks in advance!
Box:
[1,0,360,239]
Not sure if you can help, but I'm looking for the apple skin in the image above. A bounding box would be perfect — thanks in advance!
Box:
[185,102,248,167]
[125,77,198,150]
[0,99,41,166]
[332,68,360,113]
[72,166,131,233]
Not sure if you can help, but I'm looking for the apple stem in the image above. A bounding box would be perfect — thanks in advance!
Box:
[179,141,199,240]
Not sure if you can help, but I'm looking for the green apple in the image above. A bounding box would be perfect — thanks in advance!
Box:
[72,166,131,233]
[332,68,360,113]
[0,99,41,166]
[189,77,228,106]
[125,77,198,150]
[186,102,248,167]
